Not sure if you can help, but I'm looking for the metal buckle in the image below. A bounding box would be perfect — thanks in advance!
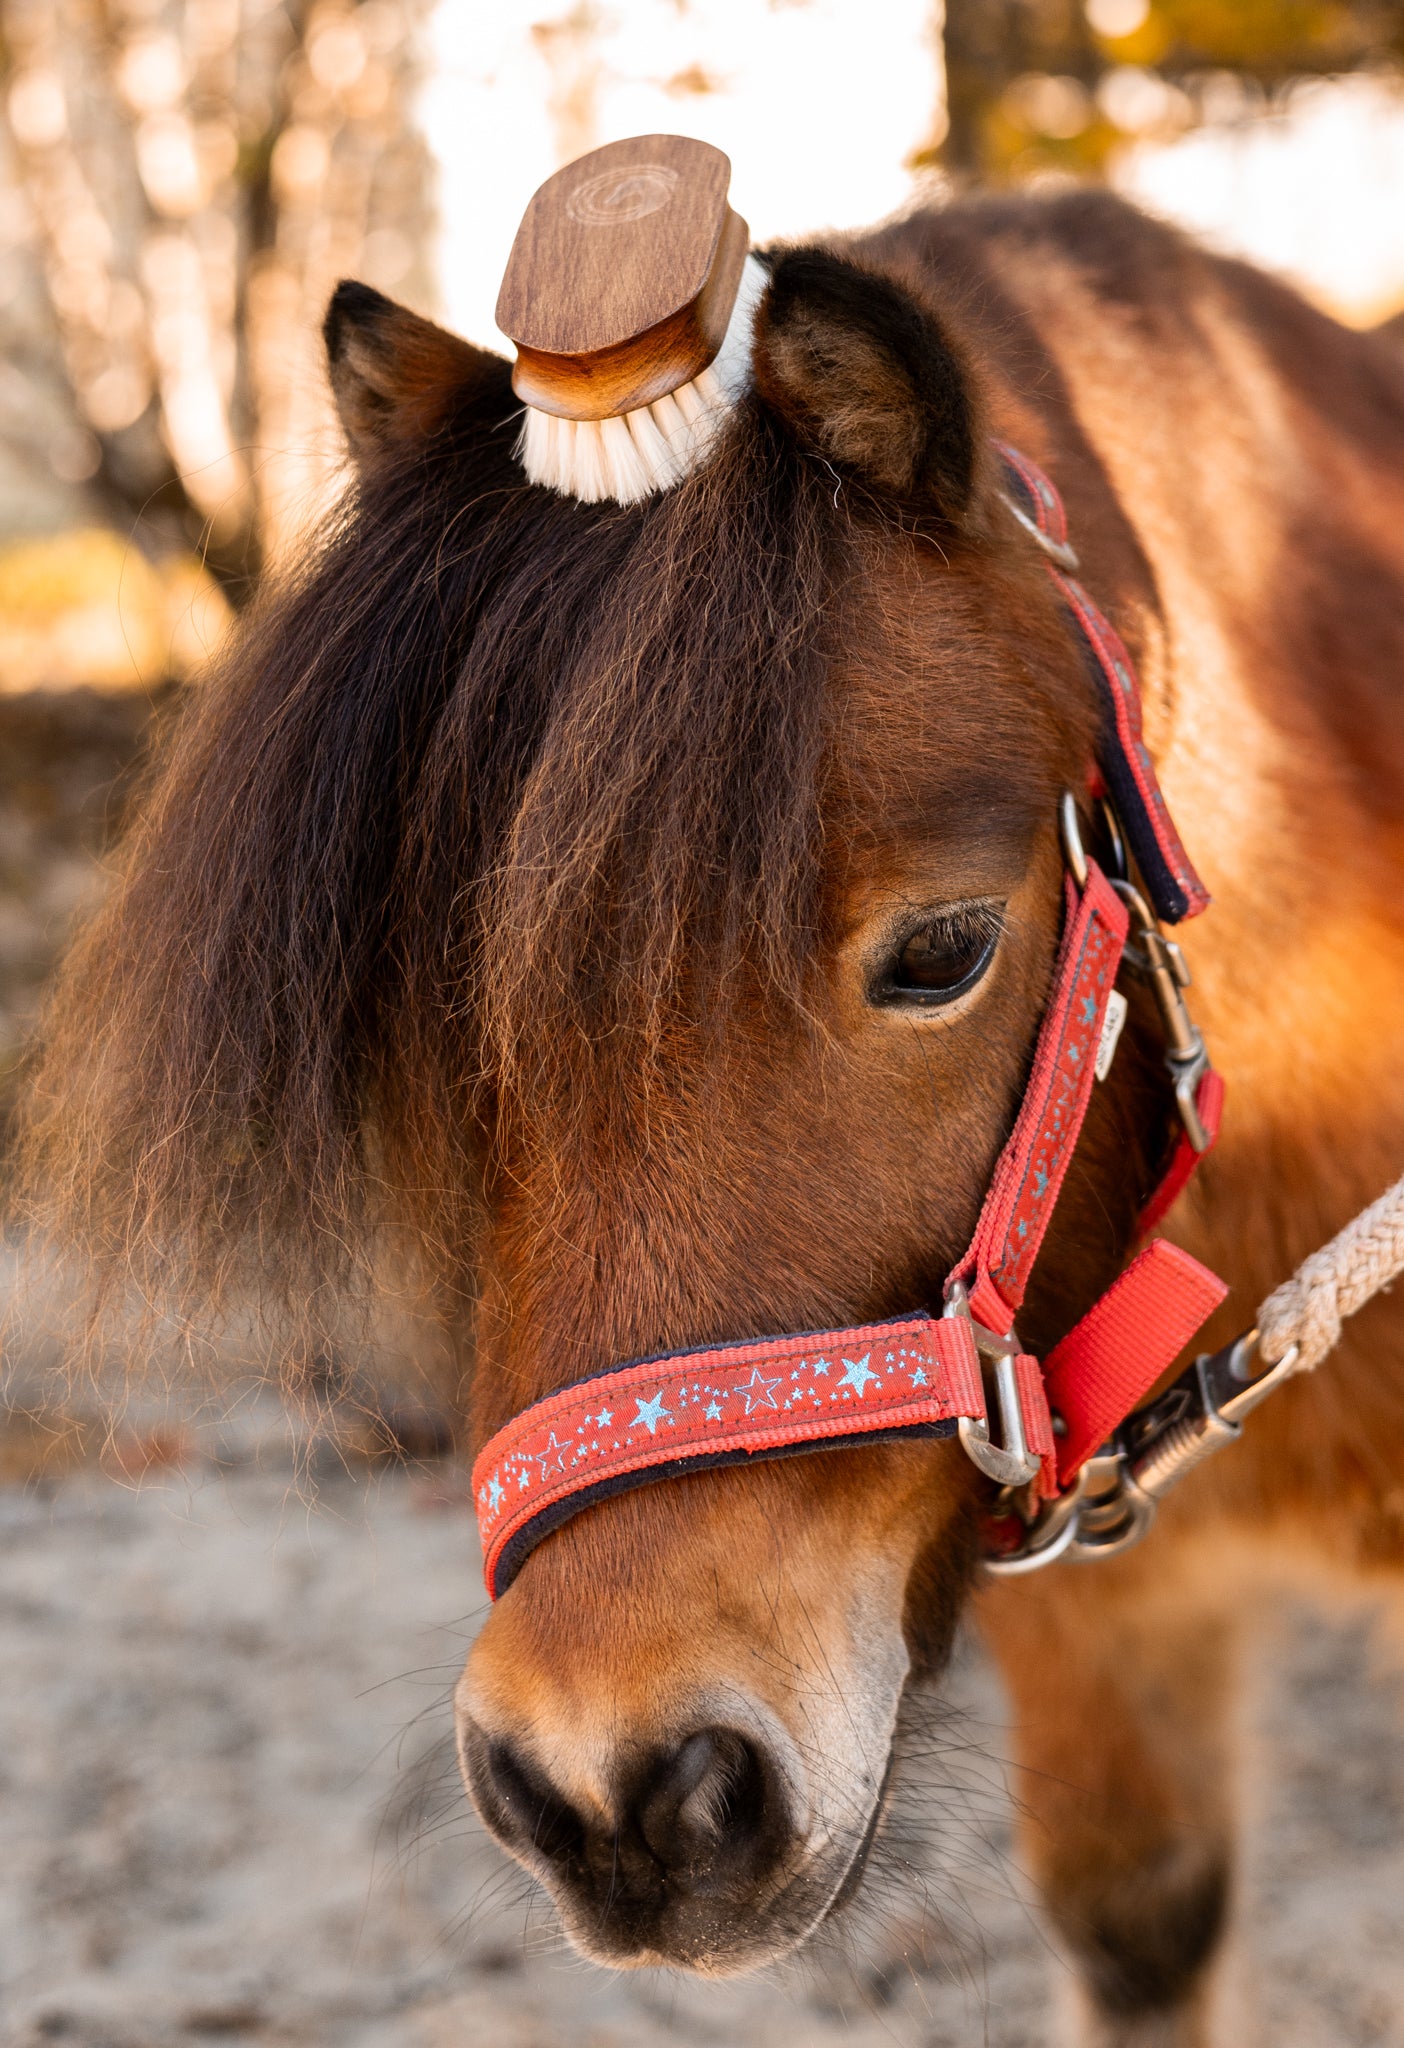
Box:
[976,1323,1307,1574]
[1109,873,1213,1152]
[1059,792,1214,1154]
[966,795,1235,1576]
[944,1281,1043,1490]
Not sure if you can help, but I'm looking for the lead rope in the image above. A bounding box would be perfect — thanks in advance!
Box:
[1258,1167,1404,1370]
[1026,1166,1404,1570]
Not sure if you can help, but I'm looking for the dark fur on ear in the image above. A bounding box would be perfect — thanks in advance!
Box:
[751,249,979,519]
[324,280,511,463]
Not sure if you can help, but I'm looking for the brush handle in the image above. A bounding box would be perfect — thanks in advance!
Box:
[497,134,749,421]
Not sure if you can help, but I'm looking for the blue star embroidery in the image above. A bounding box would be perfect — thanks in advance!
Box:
[517,1469,531,1490]
[738,1369,781,1414]
[481,1472,504,1515]
[536,1431,571,1478]
[704,1399,723,1421]
[632,1391,671,1435]
[839,1354,879,1398]
[910,1366,929,1388]
[596,1407,613,1427]
[811,1358,831,1377]
[1081,994,1098,1025]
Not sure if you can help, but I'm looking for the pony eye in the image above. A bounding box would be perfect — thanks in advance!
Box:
[874,906,1002,1008]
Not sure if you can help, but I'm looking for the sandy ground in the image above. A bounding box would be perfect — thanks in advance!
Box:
[3,1433,1404,2048]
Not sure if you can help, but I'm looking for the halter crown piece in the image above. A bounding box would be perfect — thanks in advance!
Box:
[497,134,768,504]
[477,140,1252,1596]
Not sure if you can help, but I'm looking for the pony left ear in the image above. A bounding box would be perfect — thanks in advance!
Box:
[752,249,979,520]
[324,280,511,464]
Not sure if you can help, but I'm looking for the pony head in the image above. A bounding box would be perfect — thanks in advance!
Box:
[20,208,1170,1969]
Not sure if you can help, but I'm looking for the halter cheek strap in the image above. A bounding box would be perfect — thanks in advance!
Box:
[472,447,1228,1599]
[994,440,1208,926]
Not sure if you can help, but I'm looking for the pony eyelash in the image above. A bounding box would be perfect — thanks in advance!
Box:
[515,253,771,507]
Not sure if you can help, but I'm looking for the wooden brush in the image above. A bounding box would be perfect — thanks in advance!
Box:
[496,134,766,505]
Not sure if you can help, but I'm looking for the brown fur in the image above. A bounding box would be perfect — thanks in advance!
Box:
[15,192,1404,2038]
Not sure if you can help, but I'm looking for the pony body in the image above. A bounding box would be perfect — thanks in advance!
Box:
[18,191,1404,2036]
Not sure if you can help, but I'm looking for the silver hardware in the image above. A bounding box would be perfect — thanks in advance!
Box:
[1059,790,1127,894]
[1059,789,1089,889]
[982,1471,1088,1576]
[1001,491,1081,573]
[1060,795,1210,1133]
[1164,937,1192,989]
[1108,874,1214,1153]
[972,1321,1310,1574]
[1066,1444,1157,1559]
[1196,1326,1304,1429]
[945,1281,1043,1489]
[1055,1328,1306,1564]
[1101,800,1128,883]
[967,789,1230,1574]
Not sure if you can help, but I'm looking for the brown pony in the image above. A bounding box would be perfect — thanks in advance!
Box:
[18,190,1404,2043]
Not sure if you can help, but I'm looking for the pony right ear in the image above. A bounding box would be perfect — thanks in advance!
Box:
[751,249,980,522]
[324,280,511,464]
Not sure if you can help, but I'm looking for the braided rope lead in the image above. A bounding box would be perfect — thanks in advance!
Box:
[1257,1168,1404,1370]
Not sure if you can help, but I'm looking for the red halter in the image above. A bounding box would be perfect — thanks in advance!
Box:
[472,448,1227,1598]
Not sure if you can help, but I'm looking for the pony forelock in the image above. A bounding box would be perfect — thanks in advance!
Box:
[12,371,845,1333]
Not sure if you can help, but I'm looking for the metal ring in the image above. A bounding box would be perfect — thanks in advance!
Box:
[1059,790,1089,890]
[983,1480,1087,1576]
[1098,797,1128,882]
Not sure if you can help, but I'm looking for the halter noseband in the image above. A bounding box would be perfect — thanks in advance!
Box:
[472,448,1230,1597]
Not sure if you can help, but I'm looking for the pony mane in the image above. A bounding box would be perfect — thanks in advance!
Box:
[14,356,846,1322]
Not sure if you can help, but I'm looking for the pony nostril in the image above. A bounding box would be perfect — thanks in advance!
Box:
[636,1728,771,1876]
[475,1736,585,1866]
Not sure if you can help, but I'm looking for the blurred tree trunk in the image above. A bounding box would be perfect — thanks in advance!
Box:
[0,0,435,594]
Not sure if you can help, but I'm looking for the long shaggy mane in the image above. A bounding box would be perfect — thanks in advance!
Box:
[13,359,848,1326]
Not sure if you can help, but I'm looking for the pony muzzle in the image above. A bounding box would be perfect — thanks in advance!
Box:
[454,1481,916,1969]
[456,1668,850,1969]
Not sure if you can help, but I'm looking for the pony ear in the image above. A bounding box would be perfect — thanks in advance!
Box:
[324,280,510,464]
[751,250,979,520]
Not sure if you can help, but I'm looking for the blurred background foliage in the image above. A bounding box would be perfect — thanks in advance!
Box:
[0,0,434,1122]
[942,0,1404,181]
[0,0,433,607]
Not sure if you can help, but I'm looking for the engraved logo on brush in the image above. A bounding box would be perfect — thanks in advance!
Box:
[566,164,678,227]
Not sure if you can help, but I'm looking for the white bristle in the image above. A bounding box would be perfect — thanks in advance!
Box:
[516,252,770,507]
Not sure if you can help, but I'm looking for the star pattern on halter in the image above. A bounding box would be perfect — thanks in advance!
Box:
[838,1354,879,1397]
[474,1325,955,1546]
[536,1431,573,1479]
[738,1368,781,1414]
[633,1392,671,1435]
[990,903,1122,1305]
